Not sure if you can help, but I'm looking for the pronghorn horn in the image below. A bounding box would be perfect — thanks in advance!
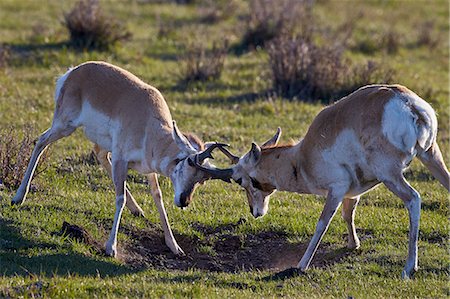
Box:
[196,142,230,163]
[190,156,234,183]
[215,146,240,164]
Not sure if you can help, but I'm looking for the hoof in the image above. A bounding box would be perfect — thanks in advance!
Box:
[401,268,417,280]
[11,197,24,206]
[262,267,305,281]
[347,243,360,250]
[131,209,146,218]
[105,245,117,258]
[166,239,185,256]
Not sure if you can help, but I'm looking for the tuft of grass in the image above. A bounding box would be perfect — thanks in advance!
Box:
[416,20,440,49]
[0,43,10,68]
[235,0,311,53]
[181,40,229,82]
[198,0,238,24]
[63,0,131,50]
[353,27,401,55]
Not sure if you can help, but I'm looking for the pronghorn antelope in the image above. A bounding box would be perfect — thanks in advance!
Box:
[196,84,450,279]
[11,61,230,257]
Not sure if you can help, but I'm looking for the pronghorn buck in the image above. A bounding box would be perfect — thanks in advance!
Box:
[196,84,450,279]
[12,61,230,257]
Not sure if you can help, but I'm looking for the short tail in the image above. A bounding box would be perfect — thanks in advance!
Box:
[418,141,450,192]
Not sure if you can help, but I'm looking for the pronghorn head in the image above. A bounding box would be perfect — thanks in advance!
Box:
[171,121,233,208]
[191,128,282,218]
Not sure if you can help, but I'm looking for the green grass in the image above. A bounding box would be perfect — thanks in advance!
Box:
[0,0,449,298]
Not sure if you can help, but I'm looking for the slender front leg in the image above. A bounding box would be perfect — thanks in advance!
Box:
[384,177,421,279]
[297,188,344,271]
[341,196,361,249]
[147,173,185,255]
[93,144,145,217]
[105,157,128,257]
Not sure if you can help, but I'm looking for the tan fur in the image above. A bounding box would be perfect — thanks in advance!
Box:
[230,84,449,278]
[12,61,217,258]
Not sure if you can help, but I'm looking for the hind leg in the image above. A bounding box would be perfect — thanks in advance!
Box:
[341,196,361,249]
[12,125,75,205]
[418,141,450,191]
[93,144,145,217]
[383,176,421,279]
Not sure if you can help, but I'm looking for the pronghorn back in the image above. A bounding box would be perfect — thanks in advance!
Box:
[302,84,437,155]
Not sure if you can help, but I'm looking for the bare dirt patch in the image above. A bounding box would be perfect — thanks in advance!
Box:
[61,220,363,273]
[117,220,361,273]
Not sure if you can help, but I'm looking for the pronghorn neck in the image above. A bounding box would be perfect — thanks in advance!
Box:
[259,142,310,193]
[143,128,186,177]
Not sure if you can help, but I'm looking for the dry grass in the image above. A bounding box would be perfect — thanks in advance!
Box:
[198,0,238,24]
[0,126,48,190]
[268,34,395,101]
[63,0,131,50]
[235,0,312,53]
[0,44,10,68]
[181,40,229,82]
[416,21,440,49]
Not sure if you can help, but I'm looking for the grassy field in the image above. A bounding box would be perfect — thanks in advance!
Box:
[0,0,449,298]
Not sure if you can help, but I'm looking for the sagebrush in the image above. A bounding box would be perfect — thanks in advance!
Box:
[64,0,131,50]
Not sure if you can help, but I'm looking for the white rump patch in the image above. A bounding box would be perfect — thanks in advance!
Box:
[54,67,74,102]
[406,91,437,151]
[382,95,437,154]
[382,97,419,154]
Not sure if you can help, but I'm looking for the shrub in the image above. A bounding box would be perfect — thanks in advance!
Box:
[0,126,49,190]
[236,0,311,52]
[64,0,131,50]
[416,21,440,49]
[198,0,238,24]
[0,44,10,68]
[267,34,395,102]
[353,28,401,55]
[182,40,228,82]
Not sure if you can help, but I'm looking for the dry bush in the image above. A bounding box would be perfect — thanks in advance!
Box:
[198,0,238,24]
[0,126,49,190]
[353,28,401,55]
[64,0,131,50]
[416,21,440,49]
[0,44,10,68]
[268,34,395,101]
[236,0,312,52]
[182,40,229,82]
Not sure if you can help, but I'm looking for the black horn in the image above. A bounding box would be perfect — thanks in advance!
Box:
[196,142,230,163]
[216,146,240,164]
[190,156,234,183]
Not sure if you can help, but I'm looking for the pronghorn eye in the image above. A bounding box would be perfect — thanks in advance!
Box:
[187,157,195,167]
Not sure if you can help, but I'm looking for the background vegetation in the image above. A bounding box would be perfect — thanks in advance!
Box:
[0,0,448,298]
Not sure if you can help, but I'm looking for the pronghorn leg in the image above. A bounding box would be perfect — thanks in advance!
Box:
[105,157,128,257]
[341,196,361,249]
[297,188,345,271]
[418,141,450,191]
[383,176,421,279]
[93,144,145,217]
[12,125,75,205]
[147,173,184,255]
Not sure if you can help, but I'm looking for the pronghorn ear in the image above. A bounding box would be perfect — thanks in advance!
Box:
[246,142,261,164]
[261,127,281,148]
[172,121,197,154]
[185,133,204,151]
